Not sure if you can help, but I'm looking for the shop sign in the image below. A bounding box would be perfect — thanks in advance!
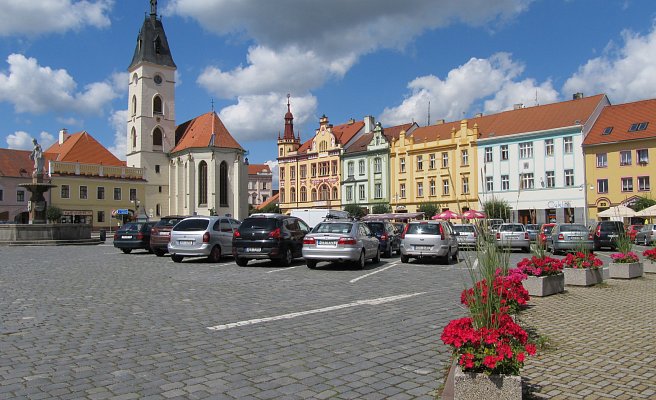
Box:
[547,201,571,209]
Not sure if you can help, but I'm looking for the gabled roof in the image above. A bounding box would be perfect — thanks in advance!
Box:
[172,111,243,153]
[248,164,271,175]
[344,132,374,154]
[256,193,279,210]
[296,120,365,154]
[412,94,608,142]
[45,131,125,166]
[583,98,656,146]
[0,149,56,177]
[383,122,417,141]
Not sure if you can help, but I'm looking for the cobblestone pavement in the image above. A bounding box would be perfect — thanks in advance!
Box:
[521,272,656,399]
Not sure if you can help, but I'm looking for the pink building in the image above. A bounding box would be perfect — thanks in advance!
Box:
[247,164,273,206]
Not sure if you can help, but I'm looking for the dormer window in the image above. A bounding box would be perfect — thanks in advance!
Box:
[602,127,613,135]
[629,122,648,132]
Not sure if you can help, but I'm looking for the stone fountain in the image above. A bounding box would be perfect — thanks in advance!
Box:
[19,139,57,224]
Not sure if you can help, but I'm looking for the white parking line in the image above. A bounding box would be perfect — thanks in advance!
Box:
[349,261,401,283]
[266,266,300,273]
[206,292,426,331]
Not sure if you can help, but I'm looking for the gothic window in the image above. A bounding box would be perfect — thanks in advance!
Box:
[220,161,228,207]
[290,187,296,202]
[198,161,208,205]
[300,187,307,202]
[132,73,138,85]
[320,185,329,201]
[153,95,163,115]
[131,127,137,149]
[311,188,317,201]
[131,95,137,116]
[153,127,163,147]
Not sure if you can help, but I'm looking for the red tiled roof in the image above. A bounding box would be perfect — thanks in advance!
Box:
[172,111,243,153]
[0,149,57,177]
[344,133,373,154]
[256,193,279,210]
[248,164,271,175]
[383,122,417,141]
[45,131,125,166]
[583,98,656,146]
[412,94,608,142]
[296,119,365,154]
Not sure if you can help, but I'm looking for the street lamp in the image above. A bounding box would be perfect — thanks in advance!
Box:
[133,198,140,222]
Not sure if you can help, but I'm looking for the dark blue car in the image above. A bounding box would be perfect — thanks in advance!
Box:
[365,221,401,258]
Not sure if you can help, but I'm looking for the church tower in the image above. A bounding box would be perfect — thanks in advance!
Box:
[126,0,176,218]
[277,95,301,157]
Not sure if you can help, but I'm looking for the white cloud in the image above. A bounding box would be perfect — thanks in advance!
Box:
[7,130,55,150]
[107,109,127,160]
[56,116,84,127]
[0,0,113,36]
[0,54,123,115]
[563,24,656,103]
[484,79,559,114]
[264,160,279,189]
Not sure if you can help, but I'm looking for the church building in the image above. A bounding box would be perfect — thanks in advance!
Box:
[126,0,248,219]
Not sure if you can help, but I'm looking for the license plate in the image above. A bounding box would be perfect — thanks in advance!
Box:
[571,236,582,240]
[246,247,261,252]
[179,240,194,245]
[121,235,132,239]
[415,245,431,250]
[160,232,170,236]
[609,235,618,238]
[319,240,337,246]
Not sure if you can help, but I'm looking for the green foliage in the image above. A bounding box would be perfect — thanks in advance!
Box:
[417,202,440,219]
[631,196,656,212]
[343,204,366,219]
[371,202,391,214]
[46,205,62,223]
[616,233,633,254]
[482,197,512,220]
[258,202,280,214]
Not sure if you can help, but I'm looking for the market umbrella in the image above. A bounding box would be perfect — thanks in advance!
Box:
[597,205,636,218]
[432,210,462,220]
[462,209,487,219]
[636,204,656,217]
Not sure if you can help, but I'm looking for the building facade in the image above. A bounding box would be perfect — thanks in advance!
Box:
[248,164,273,206]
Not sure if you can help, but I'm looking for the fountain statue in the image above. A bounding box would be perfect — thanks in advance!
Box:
[19,139,56,224]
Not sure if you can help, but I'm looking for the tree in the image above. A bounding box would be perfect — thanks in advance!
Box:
[258,201,280,214]
[417,202,440,219]
[343,204,366,219]
[371,202,391,214]
[631,196,656,212]
[46,205,62,223]
[482,197,512,220]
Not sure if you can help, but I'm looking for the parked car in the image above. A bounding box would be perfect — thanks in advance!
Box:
[168,216,241,263]
[525,224,540,242]
[635,224,656,246]
[495,223,530,252]
[626,224,644,242]
[365,221,401,257]
[549,223,593,254]
[592,221,624,250]
[302,220,380,269]
[452,223,480,249]
[149,215,188,256]
[400,221,458,264]
[537,223,556,249]
[113,221,156,254]
[232,213,310,267]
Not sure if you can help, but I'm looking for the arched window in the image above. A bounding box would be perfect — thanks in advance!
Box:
[332,187,338,200]
[131,127,137,149]
[311,189,317,201]
[132,73,138,85]
[300,187,307,202]
[153,95,163,115]
[198,161,207,205]
[219,161,228,207]
[152,127,163,147]
[131,95,137,116]
[290,187,296,202]
[320,185,329,201]
[318,140,328,152]
[280,188,285,203]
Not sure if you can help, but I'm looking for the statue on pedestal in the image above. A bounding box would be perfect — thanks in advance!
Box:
[30,138,44,176]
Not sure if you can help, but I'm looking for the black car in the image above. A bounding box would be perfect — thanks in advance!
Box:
[592,221,624,250]
[365,221,401,257]
[113,222,156,254]
[232,213,310,267]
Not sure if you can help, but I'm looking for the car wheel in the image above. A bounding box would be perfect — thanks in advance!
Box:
[523,246,530,253]
[401,254,409,263]
[306,260,317,269]
[452,248,459,261]
[385,245,393,258]
[441,248,451,265]
[236,257,248,267]
[171,255,183,263]
[280,248,293,267]
[208,246,221,263]
[373,248,381,264]
[121,248,132,254]
[645,238,649,246]
[355,250,366,269]
[153,249,165,257]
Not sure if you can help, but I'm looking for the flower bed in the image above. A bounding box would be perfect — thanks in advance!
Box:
[515,256,564,296]
[460,269,529,314]
[643,248,656,274]
[562,252,603,286]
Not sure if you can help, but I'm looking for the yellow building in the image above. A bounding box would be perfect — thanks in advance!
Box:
[583,99,655,222]
[390,119,479,213]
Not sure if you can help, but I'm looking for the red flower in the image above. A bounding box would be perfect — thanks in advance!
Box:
[483,355,500,369]
[459,353,475,369]
[525,343,537,356]
[516,352,525,362]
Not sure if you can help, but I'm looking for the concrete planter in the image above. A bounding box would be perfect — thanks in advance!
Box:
[644,260,656,274]
[454,365,522,400]
[522,273,564,297]
[563,268,603,286]
[609,262,643,279]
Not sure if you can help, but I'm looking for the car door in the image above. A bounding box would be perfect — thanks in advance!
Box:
[218,218,234,253]
[360,223,377,258]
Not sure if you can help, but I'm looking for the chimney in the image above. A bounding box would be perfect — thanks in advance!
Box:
[573,92,584,100]
[59,128,69,144]
[436,119,445,125]
[364,115,375,132]
[513,103,523,110]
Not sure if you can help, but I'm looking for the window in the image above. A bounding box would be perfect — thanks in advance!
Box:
[128,188,136,201]
[545,139,554,156]
[501,175,509,191]
[131,127,137,149]
[484,147,492,163]
[519,142,533,159]
[290,188,296,202]
[158,186,162,193]
[417,155,423,171]
[280,167,285,180]
[400,158,406,173]
[319,162,328,176]
[300,187,307,202]
[155,164,161,174]
[564,169,574,187]
[461,149,469,166]
[97,211,105,223]
[262,182,268,190]
[429,154,436,169]
[400,183,406,198]
[629,122,649,132]
[442,179,449,195]
[318,140,328,152]
[290,166,296,179]
[638,176,651,191]
[348,162,354,176]
[441,152,449,168]
[220,161,228,207]
[332,187,338,200]
[131,95,137,116]
[311,164,316,177]
[311,189,316,201]
[485,176,494,192]
[331,161,337,175]
[359,184,365,200]
[563,136,573,153]
[596,153,607,168]
[153,95,162,115]
[500,145,509,161]
[61,185,70,199]
[637,149,649,165]
[621,177,633,192]
[597,179,608,193]
[546,171,555,188]
[520,173,534,189]
[156,204,161,216]
[603,127,613,135]
[620,151,632,166]
[300,165,306,179]
[198,161,207,205]
[417,182,424,197]
[0,189,3,201]
[96,186,103,200]
[321,185,330,201]
[462,177,469,194]
[153,127,162,147]
[346,186,353,202]
[374,183,382,199]
[113,187,122,201]
[374,157,382,173]
[429,179,436,196]
[358,160,365,175]
[17,190,25,202]
[279,147,284,157]
[80,185,88,200]
[280,189,285,203]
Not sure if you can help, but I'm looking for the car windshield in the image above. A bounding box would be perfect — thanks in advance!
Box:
[542,226,554,234]
[453,225,475,233]
[313,223,353,234]
[367,223,385,234]
[120,223,141,232]
[240,218,277,231]
[406,223,440,235]
[560,225,587,232]
[500,224,524,232]
[526,225,539,230]
[173,219,210,231]
[156,218,184,227]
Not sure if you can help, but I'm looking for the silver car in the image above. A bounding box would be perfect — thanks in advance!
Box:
[549,223,593,254]
[302,220,380,269]
[635,224,656,246]
[452,223,480,249]
[495,223,530,252]
[400,221,459,264]
[168,216,241,263]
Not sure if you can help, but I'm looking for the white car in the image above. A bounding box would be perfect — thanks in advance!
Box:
[168,216,241,263]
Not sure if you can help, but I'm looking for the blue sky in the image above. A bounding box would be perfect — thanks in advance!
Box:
[1,0,655,185]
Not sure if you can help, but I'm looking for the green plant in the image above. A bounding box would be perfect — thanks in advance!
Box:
[482,197,511,220]
[343,204,366,219]
[615,233,633,254]
[631,196,656,212]
[371,202,391,214]
[46,205,62,223]
[417,202,440,219]
[258,201,280,214]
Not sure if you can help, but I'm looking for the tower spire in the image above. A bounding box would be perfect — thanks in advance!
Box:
[283,93,295,141]
[150,0,158,17]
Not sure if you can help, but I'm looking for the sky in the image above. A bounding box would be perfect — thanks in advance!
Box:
[1,0,656,188]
